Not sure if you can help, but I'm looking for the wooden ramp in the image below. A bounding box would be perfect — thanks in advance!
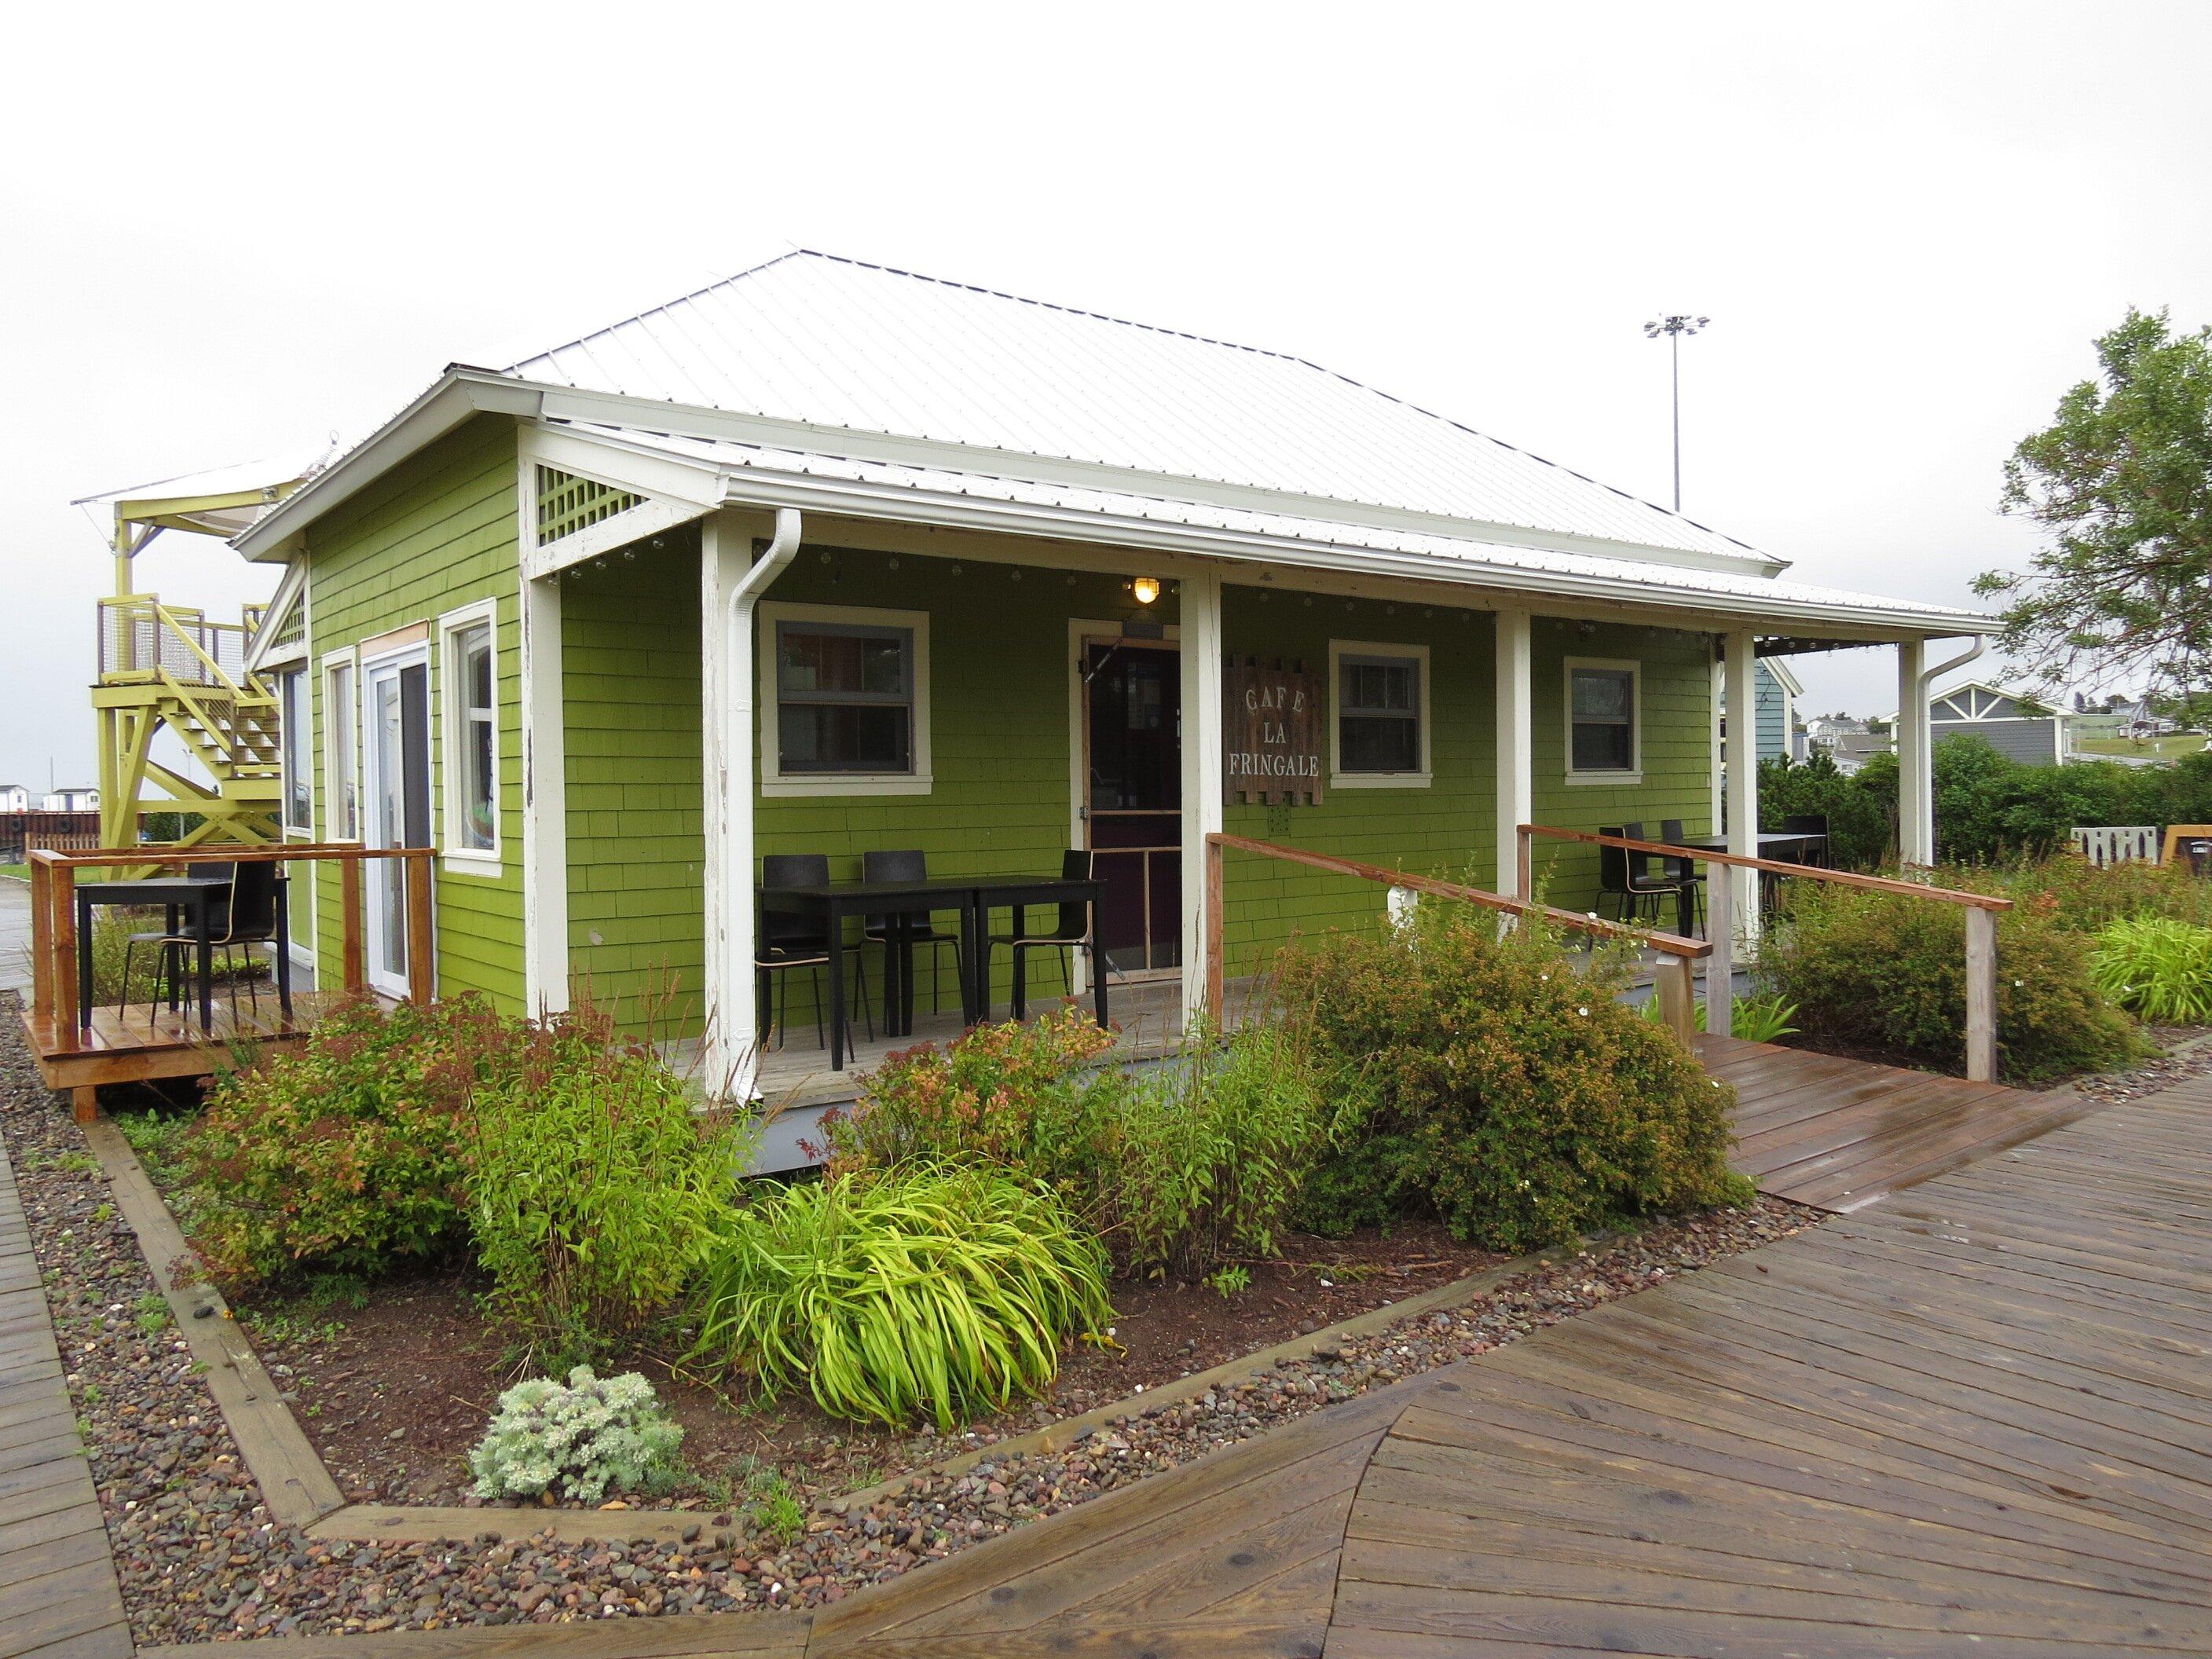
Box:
[802,1075,2212,1658]
[1705,1032,2098,1211]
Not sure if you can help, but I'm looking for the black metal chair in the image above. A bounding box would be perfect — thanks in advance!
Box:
[1598,824,1685,926]
[755,853,869,1053]
[1657,819,1708,935]
[149,863,289,1020]
[985,848,1099,1020]
[1780,813,1830,868]
[862,849,963,1017]
[118,862,233,1016]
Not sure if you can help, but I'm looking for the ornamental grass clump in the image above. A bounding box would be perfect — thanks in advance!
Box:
[2089,915,2212,1025]
[689,1164,1112,1430]
[1273,905,1749,1252]
[467,1366,683,1504]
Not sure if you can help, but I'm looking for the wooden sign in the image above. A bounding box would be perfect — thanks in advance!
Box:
[1224,657,1323,806]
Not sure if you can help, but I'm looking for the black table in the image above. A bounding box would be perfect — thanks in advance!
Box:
[757,872,1104,1071]
[73,874,293,1033]
[1662,832,1829,935]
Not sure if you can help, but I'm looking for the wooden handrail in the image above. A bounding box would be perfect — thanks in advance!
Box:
[1518,822,2004,1083]
[1203,832,1708,1045]
[27,842,438,1048]
[1518,825,2012,910]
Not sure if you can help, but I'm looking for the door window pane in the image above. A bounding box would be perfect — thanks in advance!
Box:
[327,661,357,840]
[279,669,312,831]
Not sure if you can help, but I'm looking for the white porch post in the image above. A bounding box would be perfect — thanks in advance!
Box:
[1180,569,1225,1022]
[520,572,569,1015]
[1495,609,1533,899]
[701,512,754,1093]
[1723,629,1760,943]
[1897,637,1931,866]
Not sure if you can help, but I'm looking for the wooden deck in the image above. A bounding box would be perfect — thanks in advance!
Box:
[18,990,357,1098]
[804,1075,2212,1657]
[0,1133,131,1659]
[1705,1032,2100,1211]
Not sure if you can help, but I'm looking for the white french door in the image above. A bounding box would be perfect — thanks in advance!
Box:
[361,649,430,997]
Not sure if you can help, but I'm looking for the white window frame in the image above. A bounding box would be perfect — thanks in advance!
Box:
[437,599,501,876]
[276,665,315,837]
[1328,639,1431,788]
[1564,656,1643,785]
[758,601,932,797]
[322,646,360,844]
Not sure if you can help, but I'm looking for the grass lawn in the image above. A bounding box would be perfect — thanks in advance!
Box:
[2075,734,2210,760]
[0,862,26,881]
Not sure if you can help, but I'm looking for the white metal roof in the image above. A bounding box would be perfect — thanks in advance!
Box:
[508,251,1774,569]
[562,419,1983,635]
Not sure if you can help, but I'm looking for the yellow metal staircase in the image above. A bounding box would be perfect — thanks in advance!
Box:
[93,595,283,853]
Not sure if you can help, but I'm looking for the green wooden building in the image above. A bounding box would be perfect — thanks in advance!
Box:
[226,251,1986,1115]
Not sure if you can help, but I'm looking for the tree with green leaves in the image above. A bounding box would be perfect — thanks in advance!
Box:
[1976,309,2212,698]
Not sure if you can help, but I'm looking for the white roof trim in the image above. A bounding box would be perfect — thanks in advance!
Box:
[243,558,309,673]
[547,421,1987,638]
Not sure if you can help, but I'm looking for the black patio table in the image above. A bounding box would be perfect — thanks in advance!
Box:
[74,873,292,1033]
[1663,831,1829,935]
[757,870,1103,1071]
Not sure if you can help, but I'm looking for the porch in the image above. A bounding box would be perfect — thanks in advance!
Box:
[15,843,434,1118]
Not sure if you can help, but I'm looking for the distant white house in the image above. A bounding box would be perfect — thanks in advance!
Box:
[40,787,100,812]
[0,785,27,813]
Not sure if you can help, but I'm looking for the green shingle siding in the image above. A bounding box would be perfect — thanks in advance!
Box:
[302,418,525,1011]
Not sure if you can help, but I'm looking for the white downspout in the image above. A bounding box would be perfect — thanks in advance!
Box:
[1905,635,1985,865]
[720,507,801,1099]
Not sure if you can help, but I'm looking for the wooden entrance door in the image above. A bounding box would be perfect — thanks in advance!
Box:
[1082,637,1181,979]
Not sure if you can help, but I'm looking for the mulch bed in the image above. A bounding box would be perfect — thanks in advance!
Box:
[228,1222,1507,1508]
[3,989,1816,1643]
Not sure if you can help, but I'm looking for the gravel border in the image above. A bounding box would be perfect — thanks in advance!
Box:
[3,994,1817,1643]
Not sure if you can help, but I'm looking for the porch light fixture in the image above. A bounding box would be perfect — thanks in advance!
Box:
[1131,576,1160,606]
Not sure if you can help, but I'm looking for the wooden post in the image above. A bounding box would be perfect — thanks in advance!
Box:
[1203,833,1225,1028]
[339,856,364,993]
[28,856,51,1020]
[1514,823,1533,905]
[1965,905,1997,1084]
[1705,852,1734,1039]
[51,862,78,1053]
[404,852,435,1005]
[1656,954,1696,1044]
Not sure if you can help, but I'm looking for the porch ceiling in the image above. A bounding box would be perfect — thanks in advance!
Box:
[554,419,1993,643]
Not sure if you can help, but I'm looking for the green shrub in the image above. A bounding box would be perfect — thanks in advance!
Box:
[1759,750,1899,870]
[1993,852,2212,932]
[1760,881,2144,1081]
[1273,906,1749,1253]
[185,995,511,1286]
[467,1003,748,1367]
[1102,1018,1346,1280]
[690,1164,1112,1430]
[467,1366,683,1503]
[831,1010,1340,1279]
[827,1007,1119,1188]
[2089,916,2212,1024]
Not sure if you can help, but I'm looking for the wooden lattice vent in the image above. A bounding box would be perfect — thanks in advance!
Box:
[535,466,643,547]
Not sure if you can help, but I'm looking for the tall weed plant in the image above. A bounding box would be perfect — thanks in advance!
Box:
[2089,915,2212,1025]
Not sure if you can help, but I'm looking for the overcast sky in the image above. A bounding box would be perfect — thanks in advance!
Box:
[5,2,2208,788]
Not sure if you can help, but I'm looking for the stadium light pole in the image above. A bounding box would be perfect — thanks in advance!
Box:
[1644,314,1708,511]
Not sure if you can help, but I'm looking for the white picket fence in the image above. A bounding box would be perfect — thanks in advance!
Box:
[2072,825,2163,867]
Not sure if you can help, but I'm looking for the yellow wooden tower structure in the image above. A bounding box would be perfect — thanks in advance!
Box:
[79,462,314,854]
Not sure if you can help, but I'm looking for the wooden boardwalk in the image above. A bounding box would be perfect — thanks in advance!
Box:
[1706,1032,2097,1211]
[0,1137,130,1659]
[806,1075,2212,1657]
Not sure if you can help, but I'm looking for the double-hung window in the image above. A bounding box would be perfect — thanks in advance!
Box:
[324,654,358,840]
[1566,657,1641,781]
[438,602,499,866]
[759,602,932,795]
[1330,640,1430,786]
